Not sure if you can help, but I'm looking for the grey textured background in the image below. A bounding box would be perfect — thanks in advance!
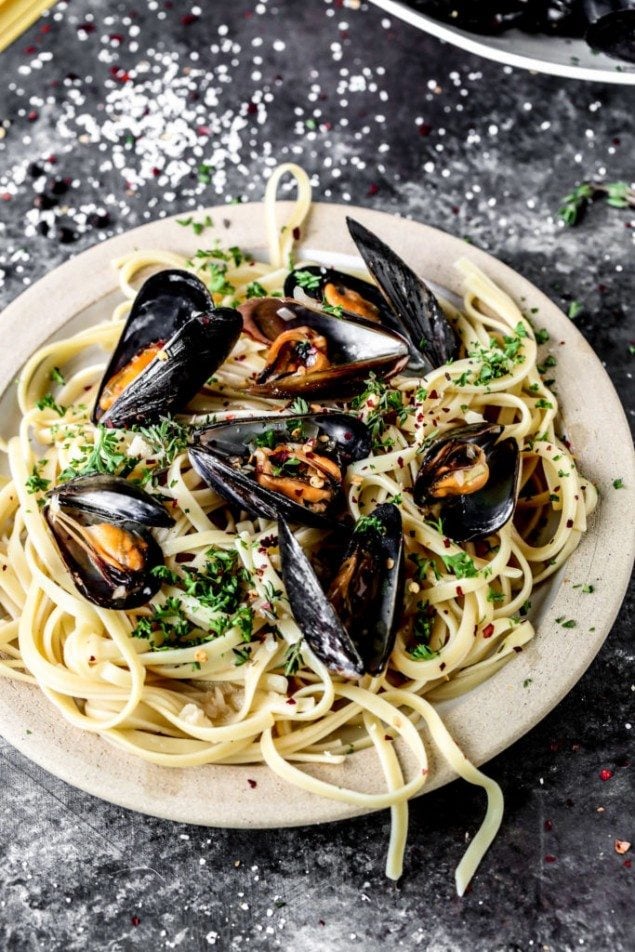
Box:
[0,2,633,950]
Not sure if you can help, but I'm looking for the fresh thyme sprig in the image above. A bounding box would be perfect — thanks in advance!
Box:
[559,180,635,226]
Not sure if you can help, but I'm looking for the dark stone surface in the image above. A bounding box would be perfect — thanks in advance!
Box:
[0,2,632,950]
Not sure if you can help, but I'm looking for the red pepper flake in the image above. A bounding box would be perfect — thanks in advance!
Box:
[110,66,130,83]
[292,226,301,241]
[418,122,432,137]
[397,455,404,468]
[246,101,258,115]
[286,698,296,705]
[1,193,11,202]
[181,13,199,26]
[544,819,553,832]
[175,552,195,563]
[131,915,141,926]
[40,23,52,33]
[24,44,38,54]
[482,623,494,639]
[384,734,393,742]
[367,182,379,196]
[77,22,96,33]
[27,111,39,122]
[247,778,257,789]
[599,768,614,782]
[197,125,210,136]
[623,859,632,868]
[456,585,464,597]
[428,389,438,400]
[109,33,124,44]
[566,518,574,528]
[544,854,557,864]
[443,537,451,549]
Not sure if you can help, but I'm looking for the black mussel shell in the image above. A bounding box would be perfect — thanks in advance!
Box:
[413,423,520,542]
[49,475,175,527]
[246,299,409,398]
[239,297,289,344]
[189,412,371,528]
[327,504,404,675]
[346,217,460,373]
[584,2,635,63]
[278,516,364,679]
[46,475,173,609]
[283,265,401,328]
[93,269,242,428]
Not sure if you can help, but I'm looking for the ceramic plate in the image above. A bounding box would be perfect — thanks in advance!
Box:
[0,202,633,827]
[369,0,635,84]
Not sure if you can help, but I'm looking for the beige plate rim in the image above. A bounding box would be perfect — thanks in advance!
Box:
[0,201,633,828]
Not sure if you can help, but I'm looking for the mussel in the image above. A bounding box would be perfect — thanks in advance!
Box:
[278,504,404,678]
[45,475,174,609]
[189,413,371,528]
[584,2,635,62]
[413,423,520,542]
[93,269,243,429]
[239,298,409,398]
[347,217,461,373]
[284,265,393,326]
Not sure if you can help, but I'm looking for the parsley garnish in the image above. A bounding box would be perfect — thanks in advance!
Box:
[36,393,66,417]
[559,180,635,226]
[289,397,309,415]
[613,478,625,489]
[58,426,131,482]
[177,214,214,235]
[50,367,65,385]
[253,428,278,449]
[246,281,268,299]
[567,301,583,320]
[25,461,50,495]
[284,640,304,675]
[441,552,478,579]
[354,514,385,535]
[408,601,438,660]
[351,374,412,449]
[293,270,321,291]
[135,416,190,468]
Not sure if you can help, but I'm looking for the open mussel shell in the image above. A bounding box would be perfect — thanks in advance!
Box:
[327,503,404,675]
[189,412,371,528]
[46,475,173,609]
[413,423,520,542]
[93,269,242,428]
[584,2,635,62]
[283,265,402,329]
[347,217,460,373]
[278,516,364,679]
[245,299,409,398]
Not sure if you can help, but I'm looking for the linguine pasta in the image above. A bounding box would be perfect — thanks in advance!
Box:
[0,164,597,895]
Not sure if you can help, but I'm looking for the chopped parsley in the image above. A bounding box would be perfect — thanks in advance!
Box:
[354,514,385,535]
[559,180,635,226]
[293,270,321,291]
[36,393,66,417]
[58,426,133,482]
[523,678,533,688]
[321,302,344,317]
[245,281,268,299]
[351,374,413,449]
[572,583,594,594]
[408,601,438,660]
[284,640,304,676]
[289,397,310,415]
[50,367,65,385]
[555,616,577,629]
[177,214,214,235]
[441,552,478,579]
[465,332,525,387]
[253,428,278,449]
[25,461,50,495]
[613,478,625,489]
[567,300,583,320]
[135,416,191,467]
